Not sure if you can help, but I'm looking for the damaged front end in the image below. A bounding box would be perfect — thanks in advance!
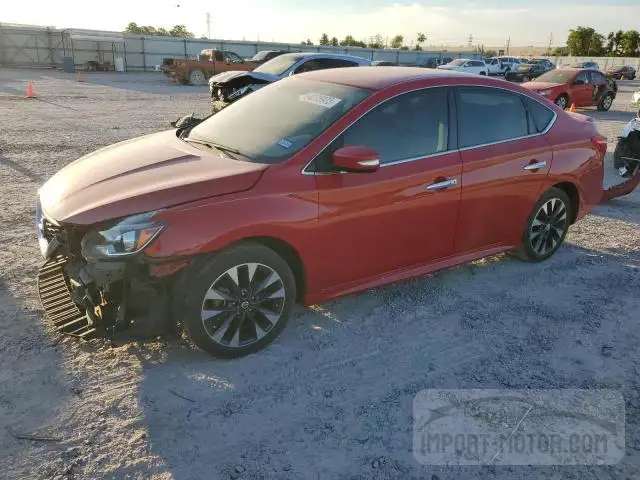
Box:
[209,72,274,110]
[36,204,182,339]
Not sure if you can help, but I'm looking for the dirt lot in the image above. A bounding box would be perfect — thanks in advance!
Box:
[0,68,639,480]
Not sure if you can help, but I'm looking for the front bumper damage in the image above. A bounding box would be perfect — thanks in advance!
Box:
[36,218,181,339]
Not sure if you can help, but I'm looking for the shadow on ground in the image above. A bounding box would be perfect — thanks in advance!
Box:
[129,243,640,479]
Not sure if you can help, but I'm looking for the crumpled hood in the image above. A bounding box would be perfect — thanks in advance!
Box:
[208,70,280,85]
[39,130,267,225]
[522,81,562,91]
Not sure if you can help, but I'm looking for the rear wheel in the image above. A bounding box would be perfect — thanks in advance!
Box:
[597,92,614,111]
[514,187,571,262]
[188,69,207,86]
[479,71,486,76]
[181,242,296,358]
[555,94,569,110]
[613,141,631,169]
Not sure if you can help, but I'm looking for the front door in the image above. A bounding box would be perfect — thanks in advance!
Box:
[453,86,554,252]
[310,87,463,291]
[571,70,594,106]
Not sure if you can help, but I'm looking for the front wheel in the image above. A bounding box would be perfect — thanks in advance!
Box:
[188,69,207,86]
[598,92,614,111]
[514,187,571,262]
[479,71,486,76]
[181,242,296,358]
[555,95,569,110]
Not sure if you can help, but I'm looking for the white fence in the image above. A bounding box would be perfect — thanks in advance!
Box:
[548,56,640,70]
[0,24,480,71]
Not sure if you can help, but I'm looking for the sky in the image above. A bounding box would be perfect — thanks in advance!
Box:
[3,0,640,48]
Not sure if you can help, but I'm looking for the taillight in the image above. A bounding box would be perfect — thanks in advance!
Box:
[591,135,608,157]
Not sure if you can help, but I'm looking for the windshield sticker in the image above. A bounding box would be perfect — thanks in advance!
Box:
[298,93,342,109]
[278,139,293,149]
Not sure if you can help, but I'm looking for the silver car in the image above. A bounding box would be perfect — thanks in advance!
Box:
[208,52,371,105]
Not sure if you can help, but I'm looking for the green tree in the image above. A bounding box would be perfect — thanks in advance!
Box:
[413,44,423,51]
[566,27,604,56]
[484,49,497,58]
[368,34,384,49]
[551,46,568,56]
[621,30,640,56]
[319,33,329,45]
[416,32,427,48]
[330,37,339,46]
[389,35,404,49]
[169,24,194,38]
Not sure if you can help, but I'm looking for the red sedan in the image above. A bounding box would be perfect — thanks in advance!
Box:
[523,68,617,111]
[36,68,606,357]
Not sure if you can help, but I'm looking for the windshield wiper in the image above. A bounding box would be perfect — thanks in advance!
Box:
[182,137,246,159]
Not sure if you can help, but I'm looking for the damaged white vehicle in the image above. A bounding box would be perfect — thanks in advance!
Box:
[208,52,371,110]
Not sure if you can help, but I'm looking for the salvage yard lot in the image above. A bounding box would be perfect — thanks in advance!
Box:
[0,68,639,479]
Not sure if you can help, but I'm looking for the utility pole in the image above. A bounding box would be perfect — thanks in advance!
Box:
[468,34,473,48]
[206,12,211,39]
[547,32,553,55]
[506,36,511,55]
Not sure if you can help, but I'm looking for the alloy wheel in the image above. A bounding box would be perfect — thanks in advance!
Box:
[556,96,567,109]
[602,94,613,110]
[200,263,286,348]
[528,198,568,256]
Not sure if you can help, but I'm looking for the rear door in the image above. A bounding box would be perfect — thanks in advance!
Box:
[311,87,462,289]
[454,86,555,252]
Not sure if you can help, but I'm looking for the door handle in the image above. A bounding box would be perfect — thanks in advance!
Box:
[426,178,457,191]
[523,161,547,171]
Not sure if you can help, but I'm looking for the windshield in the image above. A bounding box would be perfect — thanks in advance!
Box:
[251,51,271,61]
[187,78,371,164]
[255,54,304,76]
[448,59,466,66]
[535,70,576,83]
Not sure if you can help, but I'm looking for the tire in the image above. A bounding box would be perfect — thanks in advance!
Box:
[613,141,631,170]
[188,69,207,86]
[479,71,486,76]
[514,187,572,262]
[180,242,297,358]
[597,92,614,111]
[555,94,569,110]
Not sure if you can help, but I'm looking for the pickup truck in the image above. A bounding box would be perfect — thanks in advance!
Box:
[162,49,255,85]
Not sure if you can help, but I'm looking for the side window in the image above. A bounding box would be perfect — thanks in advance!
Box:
[524,97,554,133]
[214,51,224,62]
[457,87,529,148]
[313,88,450,170]
[575,71,589,84]
[226,52,244,63]
[471,61,484,67]
[591,71,606,84]
[323,58,360,69]
[294,60,321,74]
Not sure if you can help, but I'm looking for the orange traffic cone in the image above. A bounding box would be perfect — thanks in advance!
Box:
[25,80,37,98]
[569,103,576,112]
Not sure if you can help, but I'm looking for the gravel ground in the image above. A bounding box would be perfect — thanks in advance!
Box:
[0,68,639,480]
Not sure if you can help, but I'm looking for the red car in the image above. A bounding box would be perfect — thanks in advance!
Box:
[523,68,617,111]
[36,68,606,358]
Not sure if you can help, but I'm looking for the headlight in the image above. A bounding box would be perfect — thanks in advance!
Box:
[81,211,165,261]
[538,89,553,96]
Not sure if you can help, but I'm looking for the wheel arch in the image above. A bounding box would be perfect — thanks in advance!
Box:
[232,236,307,304]
[552,181,579,224]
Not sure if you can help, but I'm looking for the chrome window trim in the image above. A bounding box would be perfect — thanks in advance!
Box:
[300,83,558,175]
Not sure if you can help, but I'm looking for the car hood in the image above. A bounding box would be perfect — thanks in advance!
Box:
[436,65,460,70]
[38,130,268,225]
[522,81,563,91]
[208,70,280,85]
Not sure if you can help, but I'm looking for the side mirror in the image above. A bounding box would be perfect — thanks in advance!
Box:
[331,146,380,173]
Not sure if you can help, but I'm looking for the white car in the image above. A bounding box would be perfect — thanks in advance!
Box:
[437,58,488,75]
[632,88,640,106]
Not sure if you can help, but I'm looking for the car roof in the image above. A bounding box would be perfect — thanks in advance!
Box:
[276,52,370,63]
[299,66,499,90]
